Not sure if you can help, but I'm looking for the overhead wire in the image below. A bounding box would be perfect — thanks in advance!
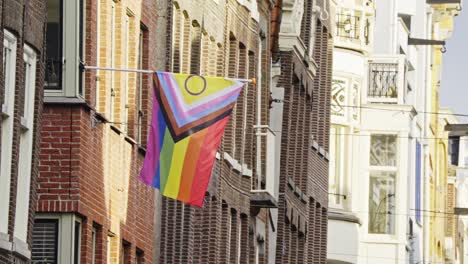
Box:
[331,103,468,118]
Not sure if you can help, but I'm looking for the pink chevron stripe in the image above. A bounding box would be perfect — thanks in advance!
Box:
[139,92,162,185]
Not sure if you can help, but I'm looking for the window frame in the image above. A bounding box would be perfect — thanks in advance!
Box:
[137,25,146,145]
[329,125,346,209]
[32,214,82,264]
[367,133,398,236]
[44,0,85,98]
[13,45,37,243]
[0,29,17,235]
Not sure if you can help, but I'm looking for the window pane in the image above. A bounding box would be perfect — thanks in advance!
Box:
[91,228,96,264]
[368,171,396,234]
[329,127,342,205]
[370,134,397,166]
[136,249,144,264]
[74,221,81,264]
[45,0,63,89]
[32,219,59,264]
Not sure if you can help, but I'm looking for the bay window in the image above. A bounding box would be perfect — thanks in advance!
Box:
[368,134,397,234]
[45,0,85,97]
[32,214,82,264]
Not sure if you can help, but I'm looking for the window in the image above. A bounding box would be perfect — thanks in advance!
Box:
[14,45,37,242]
[121,240,131,264]
[91,227,97,264]
[32,214,82,264]
[110,1,116,120]
[45,0,62,89]
[329,126,344,207]
[45,0,85,97]
[137,26,147,144]
[31,219,59,263]
[122,13,131,133]
[370,134,397,167]
[368,134,397,234]
[107,235,113,264]
[0,30,16,234]
[448,136,460,166]
[136,249,144,264]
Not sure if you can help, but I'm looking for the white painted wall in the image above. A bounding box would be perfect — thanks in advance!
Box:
[328,1,432,263]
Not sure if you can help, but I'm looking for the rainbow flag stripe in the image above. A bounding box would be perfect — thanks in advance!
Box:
[139,72,244,207]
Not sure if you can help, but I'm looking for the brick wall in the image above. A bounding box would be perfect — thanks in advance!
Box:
[0,0,46,262]
[158,0,333,263]
[274,2,333,263]
[157,0,275,263]
[37,0,157,262]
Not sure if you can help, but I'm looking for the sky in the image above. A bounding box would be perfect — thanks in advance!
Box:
[440,9,468,123]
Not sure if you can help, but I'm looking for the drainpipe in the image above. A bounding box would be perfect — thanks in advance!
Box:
[270,0,282,63]
[256,36,263,191]
[423,8,434,264]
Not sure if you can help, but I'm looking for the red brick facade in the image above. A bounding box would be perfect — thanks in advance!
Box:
[36,0,158,263]
[0,0,46,263]
[274,1,333,263]
[157,0,277,263]
[157,0,332,263]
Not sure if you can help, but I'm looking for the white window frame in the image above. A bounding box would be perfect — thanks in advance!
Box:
[123,12,131,133]
[13,45,37,243]
[45,0,85,98]
[0,30,17,235]
[107,234,114,263]
[367,133,398,236]
[33,214,82,264]
[95,0,101,111]
[109,0,116,121]
[329,125,346,209]
[137,27,144,144]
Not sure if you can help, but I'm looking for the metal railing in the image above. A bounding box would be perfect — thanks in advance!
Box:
[368,63,399,99]
[335,13,361,40]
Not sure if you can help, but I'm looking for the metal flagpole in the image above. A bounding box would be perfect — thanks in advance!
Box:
[82,65,255,83]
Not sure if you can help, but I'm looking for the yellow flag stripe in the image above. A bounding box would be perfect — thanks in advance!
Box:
[163,136,190,199]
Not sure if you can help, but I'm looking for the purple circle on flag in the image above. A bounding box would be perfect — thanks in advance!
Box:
[184,74,207,96]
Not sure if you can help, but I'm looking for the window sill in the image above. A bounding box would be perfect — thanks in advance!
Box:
[137,145,147,155]
[12,237,31,260]
[223,152,252,177]
[20,117,29,131]
[328,210,361,225]
[1,104,9,117]
[44,96,87,105]
[109,124,140,147]
[0,232,11,253]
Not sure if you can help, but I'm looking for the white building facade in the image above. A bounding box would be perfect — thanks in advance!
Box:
[326,0,453,263]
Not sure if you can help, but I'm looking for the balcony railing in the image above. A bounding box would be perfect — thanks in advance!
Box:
[368,62,399,100]
[336,14,361,40]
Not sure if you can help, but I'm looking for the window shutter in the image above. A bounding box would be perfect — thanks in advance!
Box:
[32,219,59,264]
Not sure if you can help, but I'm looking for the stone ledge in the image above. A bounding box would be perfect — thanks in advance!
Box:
[328,210,361,225]
[12,237,31,260]
[0,232,12,253]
